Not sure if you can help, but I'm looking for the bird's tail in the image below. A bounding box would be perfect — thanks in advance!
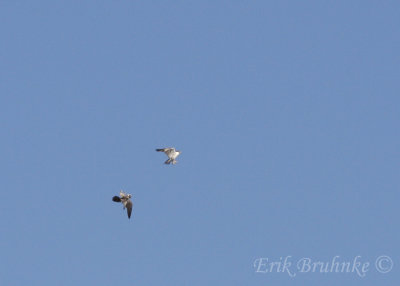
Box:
[156,148,164,152]
[164,158,172,164]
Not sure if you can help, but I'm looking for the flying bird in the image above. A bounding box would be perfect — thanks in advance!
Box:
[112,190,133,219]
[156,147,181,165]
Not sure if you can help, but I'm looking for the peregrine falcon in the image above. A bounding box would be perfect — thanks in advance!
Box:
[112,190,133,219]
[156,147,181,165]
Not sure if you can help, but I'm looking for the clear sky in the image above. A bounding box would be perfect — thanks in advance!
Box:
[1,1,399,285]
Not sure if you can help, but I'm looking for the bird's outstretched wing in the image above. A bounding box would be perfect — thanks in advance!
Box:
[126,200,133,219]
[156,147,175,154]
[112,196,121,202]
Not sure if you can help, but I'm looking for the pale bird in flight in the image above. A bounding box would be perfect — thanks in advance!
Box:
[156,147,181,165]
[112,190,133,219]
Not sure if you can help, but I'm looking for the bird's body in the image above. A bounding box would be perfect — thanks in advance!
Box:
[112,190,133,219]
[156,147,181,165]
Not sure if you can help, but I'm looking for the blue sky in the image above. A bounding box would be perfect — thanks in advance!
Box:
[1,1,399,285]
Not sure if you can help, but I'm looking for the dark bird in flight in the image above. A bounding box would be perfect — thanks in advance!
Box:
[156,147,181,165]
[112,190,133,219]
